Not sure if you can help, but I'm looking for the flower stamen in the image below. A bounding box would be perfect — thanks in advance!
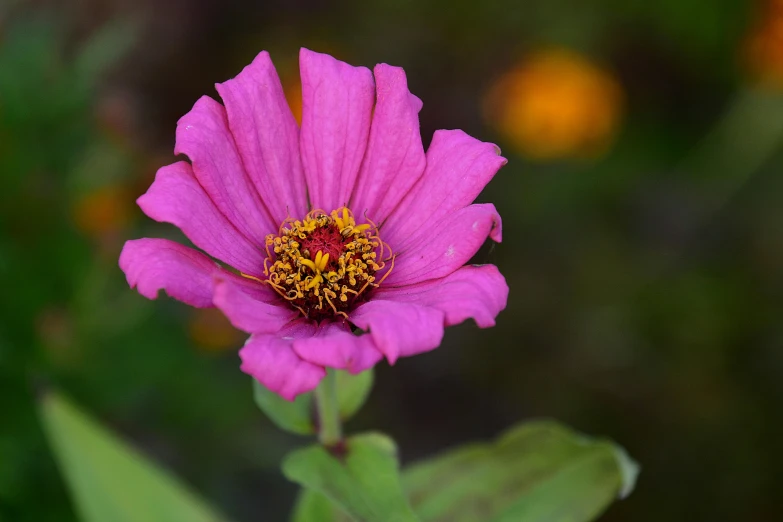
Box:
[261,207,393,320]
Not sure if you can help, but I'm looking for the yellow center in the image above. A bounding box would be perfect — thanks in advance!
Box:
[256,207,393,320]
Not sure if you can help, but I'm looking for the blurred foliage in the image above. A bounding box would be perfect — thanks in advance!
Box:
[401,421,636,522]
[39,392,233,522]
[0,12,138,522]
[1,0,783,521]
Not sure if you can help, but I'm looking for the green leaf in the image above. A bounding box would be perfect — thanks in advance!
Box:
[283,432,420,522]
[39,391,232,522]
[336,368,373,420]
[253,379,315,435]
[402,420,639,522]
[252,369,373,436]
[291,489,351,522]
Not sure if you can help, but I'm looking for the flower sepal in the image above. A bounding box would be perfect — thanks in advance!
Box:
[252,368,374,436]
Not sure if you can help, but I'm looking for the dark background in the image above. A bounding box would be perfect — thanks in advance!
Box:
[2,0,783,520]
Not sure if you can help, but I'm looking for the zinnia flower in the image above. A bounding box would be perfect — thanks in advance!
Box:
[120,49,508,400]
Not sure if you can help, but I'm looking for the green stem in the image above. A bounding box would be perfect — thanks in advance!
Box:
[315,369,342,446]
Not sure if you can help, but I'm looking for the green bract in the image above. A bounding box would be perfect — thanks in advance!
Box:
[252,369,374,435]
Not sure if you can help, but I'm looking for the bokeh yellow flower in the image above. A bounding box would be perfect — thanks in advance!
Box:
[745,0,783,89]
[484,49,624,160]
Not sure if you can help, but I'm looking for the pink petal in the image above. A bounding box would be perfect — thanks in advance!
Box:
[240,321,326,401]
[349,300,444,364]
[385,203,502,286]
[376,264,508,328]
[292,321,383,374]
[382,129,506,249]
[299,48,375,211]
[215,51,308,224]
[175,96,275,243]
[137,161,265,277]
[119,238,221,307]
[212,275,298,334]
[350,64,426,225]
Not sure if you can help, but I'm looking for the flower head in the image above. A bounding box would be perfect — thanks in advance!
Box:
[484,49,623,160]
[120,49,508,400]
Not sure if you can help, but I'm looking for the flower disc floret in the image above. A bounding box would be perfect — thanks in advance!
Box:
[262,207,393,320]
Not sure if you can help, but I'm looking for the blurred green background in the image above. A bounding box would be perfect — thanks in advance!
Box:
[2,0,783,520]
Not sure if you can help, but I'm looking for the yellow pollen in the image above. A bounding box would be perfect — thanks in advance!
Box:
[262,207,394,320]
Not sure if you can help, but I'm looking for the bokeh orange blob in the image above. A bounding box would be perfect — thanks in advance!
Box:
[484,49,624,160]
[284,80,303,126]
[745,0,783,89]
[72,186,133,239]
[188,308,244,353]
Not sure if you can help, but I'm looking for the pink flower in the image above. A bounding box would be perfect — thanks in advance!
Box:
[119,49,508,400]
